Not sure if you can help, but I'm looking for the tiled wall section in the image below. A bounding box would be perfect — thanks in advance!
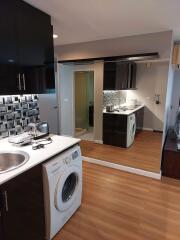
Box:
[103,90,126,108]
[0,95,40,139]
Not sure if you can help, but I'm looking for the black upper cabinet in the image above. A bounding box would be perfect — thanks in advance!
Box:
[103,61,136,90]
[103,62,116,90]
[0,0,55,95]
[0,0,19,94]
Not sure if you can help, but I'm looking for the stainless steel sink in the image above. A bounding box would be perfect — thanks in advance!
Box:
[0,151,30,173]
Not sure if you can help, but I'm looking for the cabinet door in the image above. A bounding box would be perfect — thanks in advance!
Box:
[135,108,144,134]
[16,0,55,93]
[0,0,20,95]
[1,165,45,240]
[103,62,116,90]
[103,113,127,147]
[116,62,129,89]
[127,62,136,89]
[104,62,136,90]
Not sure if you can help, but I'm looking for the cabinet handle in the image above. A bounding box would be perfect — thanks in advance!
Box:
[18,73,21,91]
[4,191,8,212]
[128,64,131,89]
[22,73,26,91]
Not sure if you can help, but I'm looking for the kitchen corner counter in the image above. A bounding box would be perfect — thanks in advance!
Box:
[103,104,145,115]
[0,135,80,185]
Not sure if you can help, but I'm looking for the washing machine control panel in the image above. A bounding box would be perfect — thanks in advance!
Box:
[72,150,79,160]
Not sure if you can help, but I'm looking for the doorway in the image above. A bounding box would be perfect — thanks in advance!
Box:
[74,71,94,141]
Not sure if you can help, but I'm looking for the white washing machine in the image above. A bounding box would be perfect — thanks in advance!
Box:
[126,113,136,147]
[43,145,82,240]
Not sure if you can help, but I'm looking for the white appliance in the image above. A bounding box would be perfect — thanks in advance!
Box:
[126,113,136,147]
[43,145,82,240]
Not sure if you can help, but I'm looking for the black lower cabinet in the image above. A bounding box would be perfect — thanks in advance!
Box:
[103,113,127,147]
[0,165,45,240]
[103,108,144,148]
[89,105,94,127]
[0,192,4,239]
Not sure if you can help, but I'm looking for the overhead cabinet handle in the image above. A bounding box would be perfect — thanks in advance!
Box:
[4,191,8,212]
[22,73,26,91]
[17,73,21,91]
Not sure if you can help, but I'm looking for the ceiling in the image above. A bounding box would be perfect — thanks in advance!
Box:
[25,0,180,46]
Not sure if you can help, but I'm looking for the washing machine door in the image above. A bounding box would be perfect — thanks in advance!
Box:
[131,116,136,139]
[54,165,81,212]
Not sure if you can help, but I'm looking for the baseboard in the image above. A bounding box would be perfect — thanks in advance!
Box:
[83,156,161,180]
[142,127,153,131]
[94,140,103,144]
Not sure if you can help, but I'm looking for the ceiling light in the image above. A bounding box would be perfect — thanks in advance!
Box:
[53,34,58,39]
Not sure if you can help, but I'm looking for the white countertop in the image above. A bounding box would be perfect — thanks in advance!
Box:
[103,104,144,115]
[0,135,80,185]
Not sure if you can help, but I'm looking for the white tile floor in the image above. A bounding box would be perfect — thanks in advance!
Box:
[76,127,94,141]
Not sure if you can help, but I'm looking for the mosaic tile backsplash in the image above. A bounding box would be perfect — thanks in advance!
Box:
[103,90,127,108]
[0,95,40,139]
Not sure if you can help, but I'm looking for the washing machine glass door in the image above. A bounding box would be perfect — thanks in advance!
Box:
[54,166,81,212]
[131,121,136,138]
[130,114,136,138]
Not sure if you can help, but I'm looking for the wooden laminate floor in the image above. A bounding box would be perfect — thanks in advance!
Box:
[54,162,180,240]
[80,131,162,173]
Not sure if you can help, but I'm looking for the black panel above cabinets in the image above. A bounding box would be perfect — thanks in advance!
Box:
[0,0,55,95]
[103,61,136,90]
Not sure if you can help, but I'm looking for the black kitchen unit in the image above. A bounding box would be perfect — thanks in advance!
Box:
[103,107,144,148]
[0,0,55,95]
[103,113,128,147]
[0,165,45,240]
[103,61,136,90]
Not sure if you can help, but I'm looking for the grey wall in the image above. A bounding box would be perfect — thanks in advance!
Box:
[38,94,59,134]
[126,62,169,131]
[170,70,180,126]
[55,31,173,61]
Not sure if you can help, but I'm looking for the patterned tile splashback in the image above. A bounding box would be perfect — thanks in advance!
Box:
[103,90,127,108]
[0,95,40,139]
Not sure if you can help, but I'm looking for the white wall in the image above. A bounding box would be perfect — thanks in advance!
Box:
[170,70,180,126]
[162,64,174,143]
[126,62,169,131]
[59,64,75,136]
[55,31,173,61]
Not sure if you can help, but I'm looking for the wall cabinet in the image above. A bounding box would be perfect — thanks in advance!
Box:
[0,0,55,95]
[103,62,136,90]
[0,165,45,240]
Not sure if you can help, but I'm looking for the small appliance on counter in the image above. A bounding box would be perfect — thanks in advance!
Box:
[106,104,114,112]
[8,121,49,146]
[28,121,49,140]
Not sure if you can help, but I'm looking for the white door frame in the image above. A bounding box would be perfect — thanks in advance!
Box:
[74,70,95,139]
